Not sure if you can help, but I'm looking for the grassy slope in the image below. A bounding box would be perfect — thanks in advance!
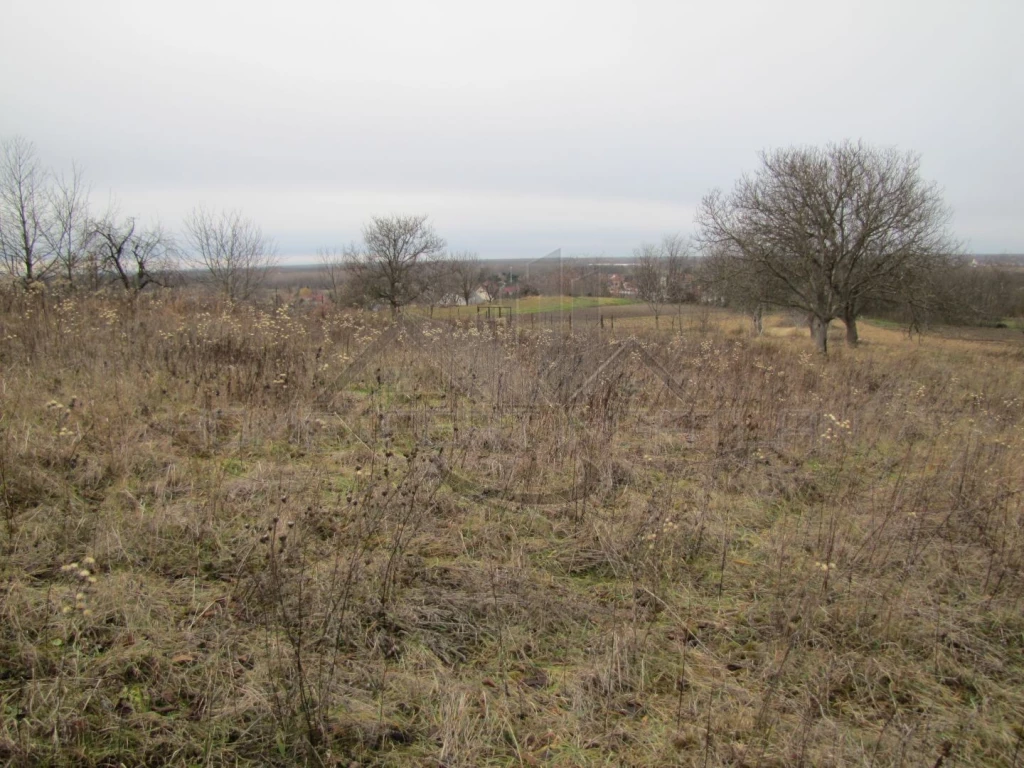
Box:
[1,295,1023,766]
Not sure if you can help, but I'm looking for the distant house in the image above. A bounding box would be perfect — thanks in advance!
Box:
[440,286,491,306]
[607,274,637,297]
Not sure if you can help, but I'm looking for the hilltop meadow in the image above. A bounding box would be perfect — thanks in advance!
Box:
[2,291,1024,767]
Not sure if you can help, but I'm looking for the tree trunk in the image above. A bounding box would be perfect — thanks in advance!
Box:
[751,304,764,336]
[843,308,859,346]
[810,315,829,355]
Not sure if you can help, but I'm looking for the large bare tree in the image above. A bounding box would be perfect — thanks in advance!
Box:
[344,214,445,315]
[695,141,960,353]
[183,206,277,301]
[0,136,53,285]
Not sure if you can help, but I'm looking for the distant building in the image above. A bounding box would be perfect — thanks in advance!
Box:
[607,273,637,297]
[440,286,490,306]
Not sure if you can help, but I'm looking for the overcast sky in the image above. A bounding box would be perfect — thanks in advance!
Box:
[2,0,1021,259]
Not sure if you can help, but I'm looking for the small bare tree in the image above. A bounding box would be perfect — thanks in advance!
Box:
[92,214,176,294]
[481,276,502,303]
[447,251,485,305]
[700,243,771,335]
[418,255,460,313]
[660,233,696,329]
[183,206,277,301]
[0,136,53,285]
[317,246,353,305]
[344,214,445,315]
[45,164,91,289]
[634,243,667,328]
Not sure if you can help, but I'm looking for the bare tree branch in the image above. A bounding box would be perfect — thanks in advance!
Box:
[183,206,277,301]
[92,213,176,294]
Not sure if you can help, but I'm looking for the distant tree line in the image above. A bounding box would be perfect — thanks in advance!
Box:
[323,183,1014,350]
[0,135,276,299]
[7,133,1018,345]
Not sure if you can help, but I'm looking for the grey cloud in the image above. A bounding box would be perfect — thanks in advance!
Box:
[1,0,1020,257]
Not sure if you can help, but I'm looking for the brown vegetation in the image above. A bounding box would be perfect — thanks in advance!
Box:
[1,293,1023,766]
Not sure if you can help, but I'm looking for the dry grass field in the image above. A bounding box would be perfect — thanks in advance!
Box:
[2,292,1024,766]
